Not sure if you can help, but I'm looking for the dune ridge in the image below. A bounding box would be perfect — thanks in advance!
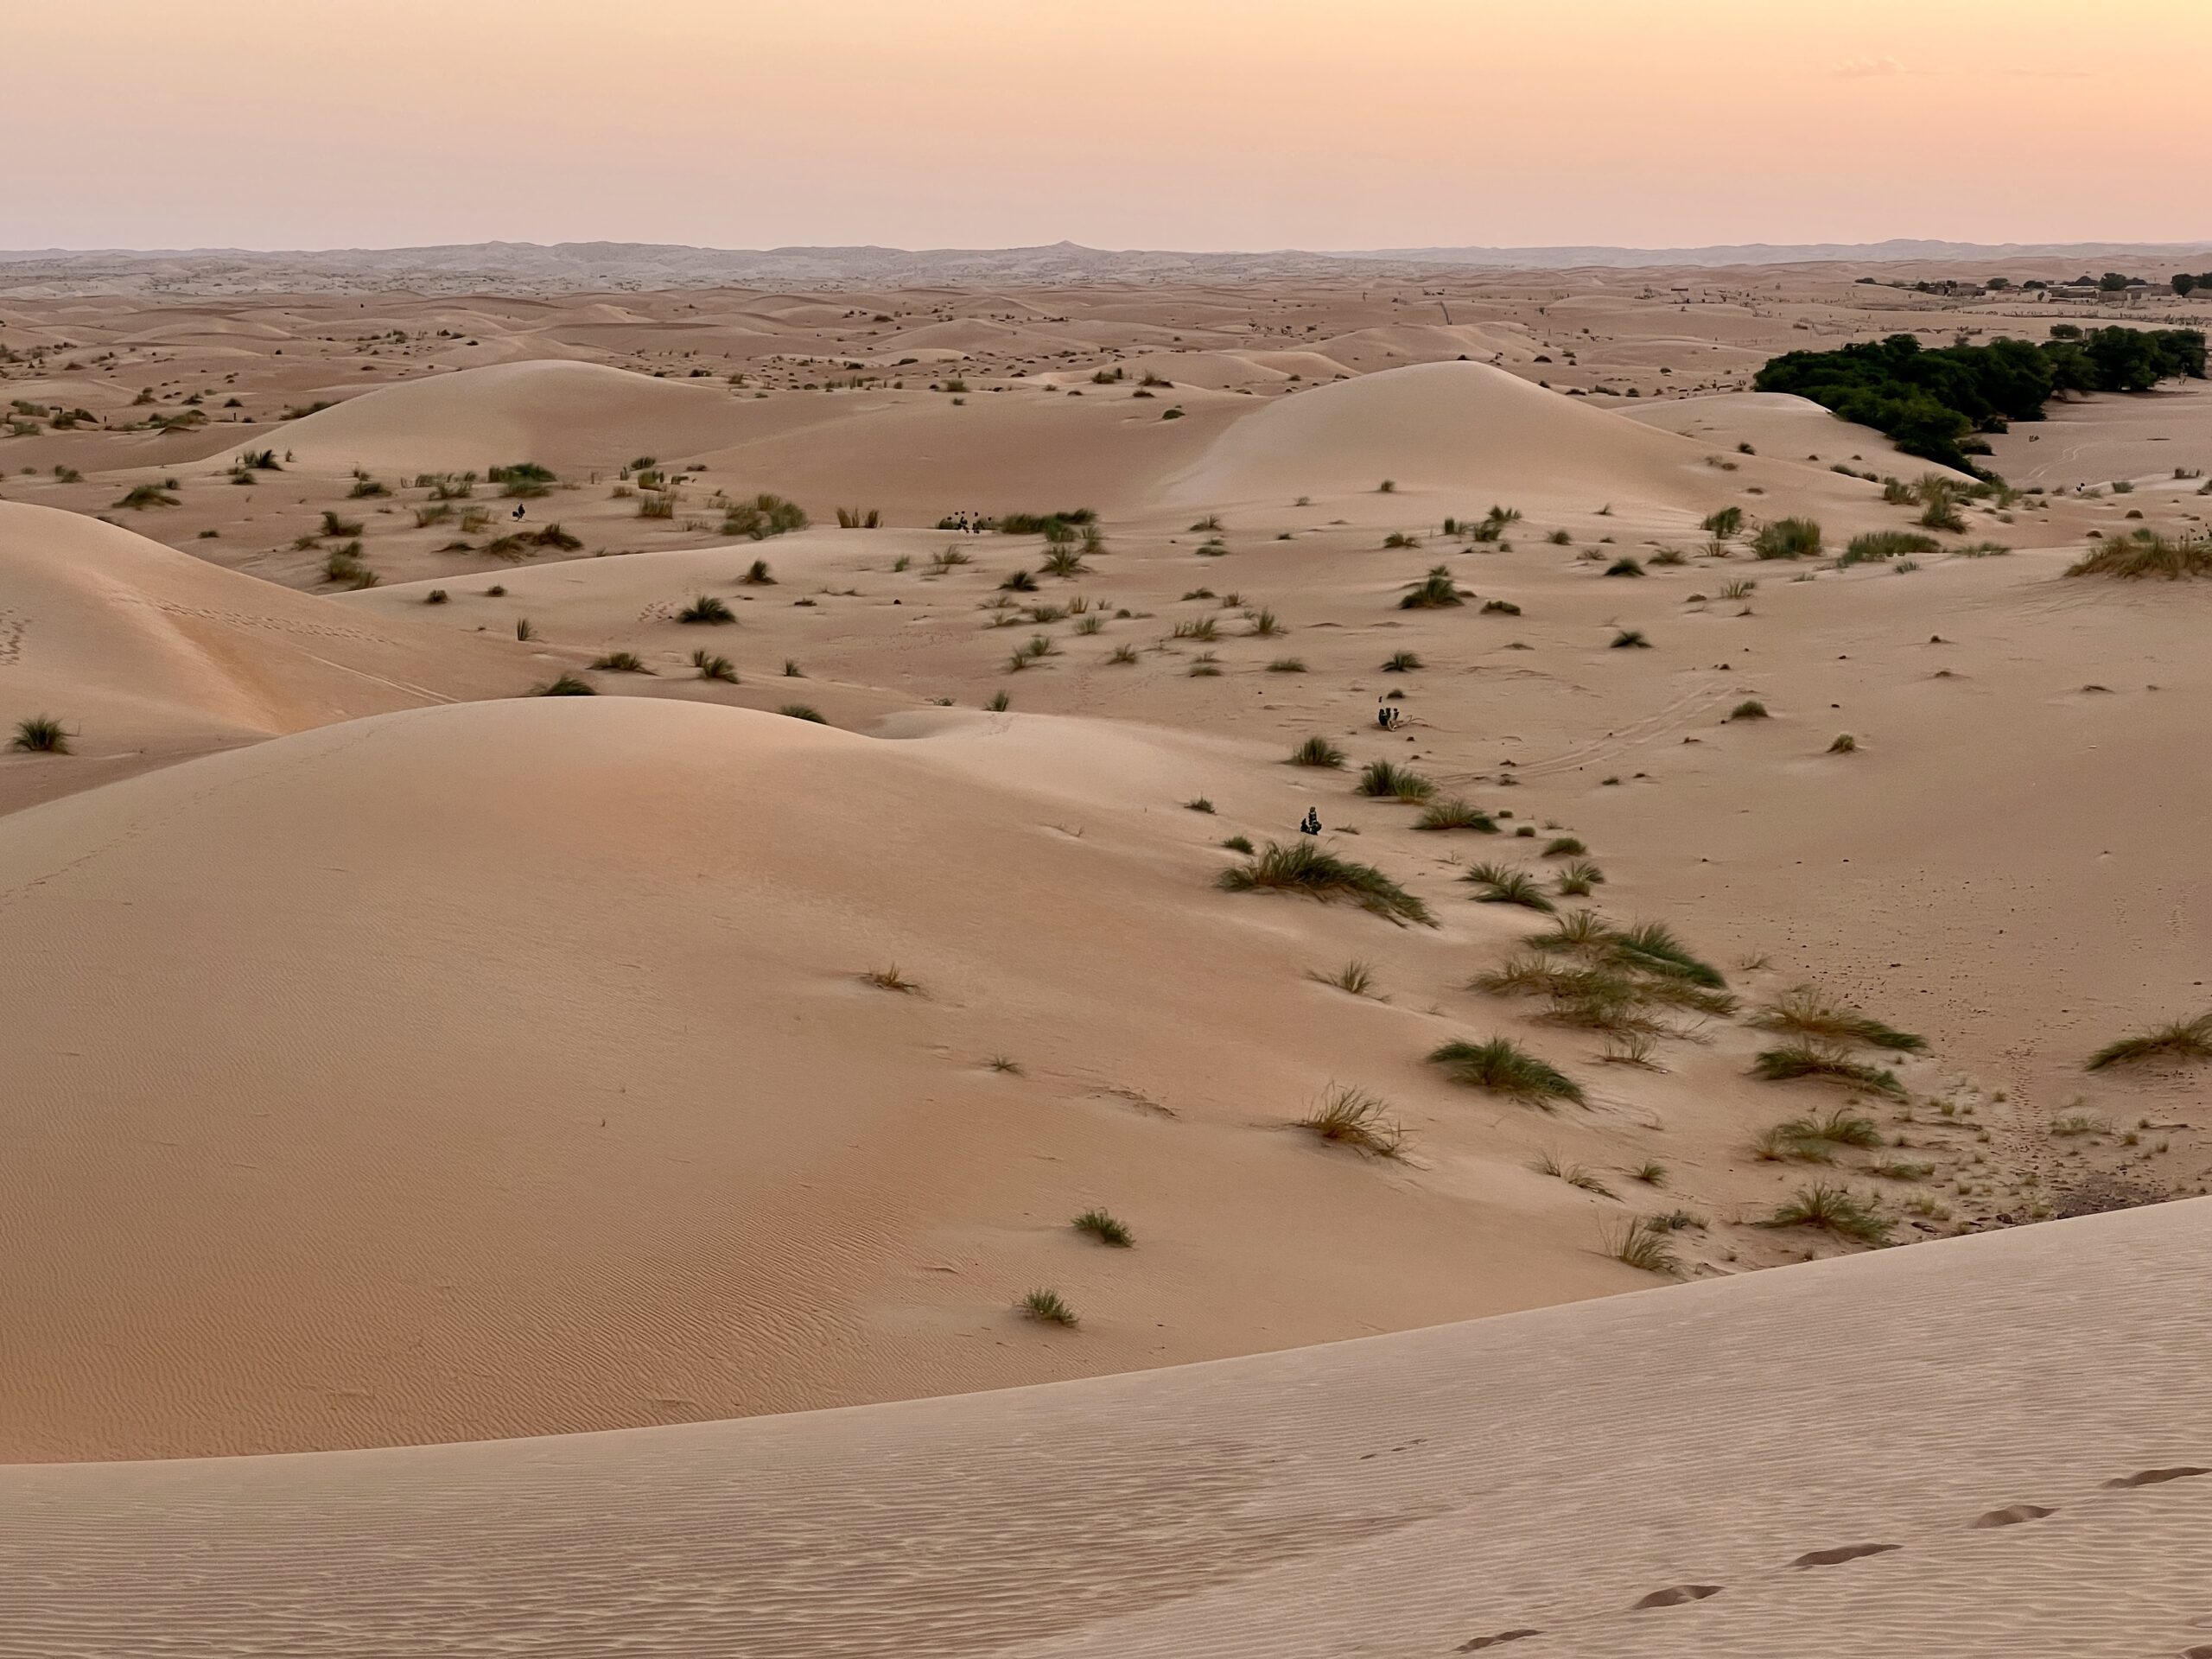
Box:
[5,1197,2206,1657]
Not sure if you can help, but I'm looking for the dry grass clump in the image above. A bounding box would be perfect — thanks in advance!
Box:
[1760,1183,1892,1245]
[2085,1012,2212,1071]
[1218,841,1436,926]
[1357,760,1435,802]
[10,715,71,753]
[1399,564,1466,609]
[2066,531,2212,580]
[1757,1108,1885,1164]
[1290,734,1346,768]
[690,650,738,683]
[588,652,651,673]
[1020,1288,1079,1326]
[1072,1208,1134,1247]
[1751,1041,1906,1099]
[678,594,736,625]
[1751,518,1822,561]
[1602,1215,1682,1275]
[1473,912,1733,1037]
[1298,1085,1407,1157]
[1462,861,1554,912]
[862,964,921,993]
[1314,958,1378,997]
[531,672,595,696]
[1416,798,1497,833]
[1838,530,1939,567]
[1532,1151,1615,1197]
[1751,985,1926,1052]
[1428,1037,1583,1108]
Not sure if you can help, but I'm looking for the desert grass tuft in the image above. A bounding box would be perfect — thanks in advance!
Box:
[1072,1208,1134,1247]
[532,672,594,696]
[1751,1042,1905,1098]
[690,649,738,683]
[1751,985,1925,1052]
[10,715,71,753]
[1415,798,1497,833]
[1462,861,1555,912]
[2085,1012,2212,1071]
[1290,735,1346,768]
[588,652,651,673]
[1357,759,1435,802]
[1314,958,1378,997]
[1020,1288,1079,1326]
[1602,1216,1681,1275]
[1760,1183,1892,1245]
[1219,842,1435,927]
[678,594,736,625]
[1298,1084,1407,1157]
[862,964,921,994]
[1399,564,1465,609]
[1429,1037,1583,1107]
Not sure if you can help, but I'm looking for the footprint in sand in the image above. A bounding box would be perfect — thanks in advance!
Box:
[1632,1584,1722,1610]
[1971,1504,2054,1529]
[2103,1467,2209,1489]
[1789,1542,1902,1567]
[1454,1630,1542,1651]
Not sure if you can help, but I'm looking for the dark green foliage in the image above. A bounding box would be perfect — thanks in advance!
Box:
[589,652,651,672]
[779,704,827,722]
[1754,330,2207,472]
[533,673,595,696]
[1604,556,1644,577]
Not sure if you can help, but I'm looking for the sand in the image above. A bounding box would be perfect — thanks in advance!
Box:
[6,1197,2208,1656]
[4,257,2210,1651]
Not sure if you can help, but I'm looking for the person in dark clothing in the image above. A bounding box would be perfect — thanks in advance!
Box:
[1299,806,1322,836]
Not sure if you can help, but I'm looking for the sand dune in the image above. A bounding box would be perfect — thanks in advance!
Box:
[0,694,1643,1460]
[226,360,760,474]
[0,503,517,801]
[7,264,2212,1655]
[1168,359,1737,511]
[1621,390,1967,475]
[6,1197,2205,1657]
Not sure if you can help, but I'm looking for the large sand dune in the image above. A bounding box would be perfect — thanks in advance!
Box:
[7,1196,2205,1657]
[1169,360,1749,512]
[227,360,760,474]
[0,694,1643,1460]
[0,503,517,795]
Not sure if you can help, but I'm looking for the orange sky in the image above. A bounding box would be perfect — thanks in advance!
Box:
[8,0,2209,251]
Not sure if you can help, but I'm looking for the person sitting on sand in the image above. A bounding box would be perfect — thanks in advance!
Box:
[1376,702,1401,731]
[1300,807,1322,836]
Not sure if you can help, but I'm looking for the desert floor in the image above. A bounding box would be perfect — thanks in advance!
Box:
[3,262,2209,1653]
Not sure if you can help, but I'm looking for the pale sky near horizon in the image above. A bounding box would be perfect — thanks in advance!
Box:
[10,0,2209,252]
